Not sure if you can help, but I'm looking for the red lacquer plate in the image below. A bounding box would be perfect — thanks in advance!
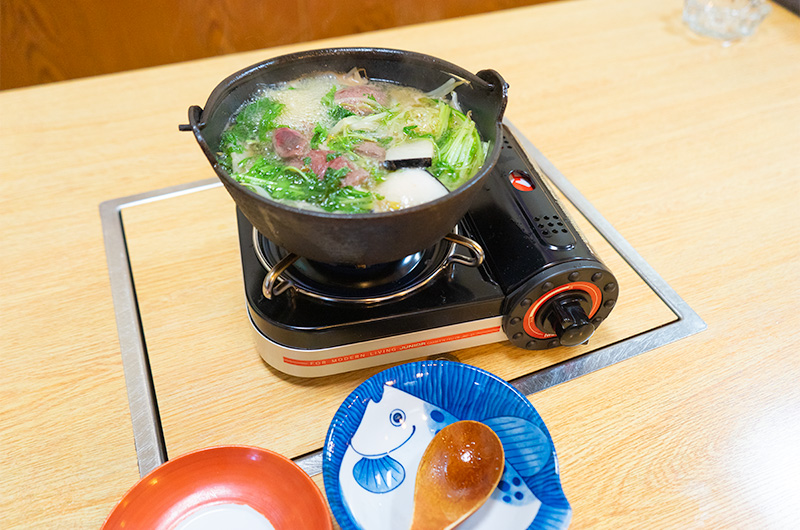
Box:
[103,445,332,529]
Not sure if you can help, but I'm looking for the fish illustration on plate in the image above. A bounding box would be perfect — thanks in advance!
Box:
[338,384,552,529]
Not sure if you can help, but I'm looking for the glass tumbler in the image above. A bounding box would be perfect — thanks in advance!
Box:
[683,0,771,41]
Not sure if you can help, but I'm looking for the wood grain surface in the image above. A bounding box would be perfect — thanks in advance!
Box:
[0,0,552,89]
[1,0,799,528]
[119,180,674,462]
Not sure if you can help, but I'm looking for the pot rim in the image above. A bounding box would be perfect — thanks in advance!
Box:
[188,46,508,221]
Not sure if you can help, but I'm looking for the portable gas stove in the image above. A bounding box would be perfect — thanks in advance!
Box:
[237,125,619,377]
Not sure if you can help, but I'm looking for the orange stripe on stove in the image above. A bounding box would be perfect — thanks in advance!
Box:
[283,326,502,367]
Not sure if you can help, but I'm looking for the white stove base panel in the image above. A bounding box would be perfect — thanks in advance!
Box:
[248,308,506,377]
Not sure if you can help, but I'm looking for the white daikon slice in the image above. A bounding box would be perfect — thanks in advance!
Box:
[374,168,448,211]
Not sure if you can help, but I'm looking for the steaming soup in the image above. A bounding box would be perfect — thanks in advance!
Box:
[217,69,488,213]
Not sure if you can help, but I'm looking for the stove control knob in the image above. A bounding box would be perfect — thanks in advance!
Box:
[545,295,595,346]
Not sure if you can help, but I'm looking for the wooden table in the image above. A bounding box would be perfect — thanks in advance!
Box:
[2,0,798,527]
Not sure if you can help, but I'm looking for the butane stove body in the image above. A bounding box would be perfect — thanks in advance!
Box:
[237,126,619,377]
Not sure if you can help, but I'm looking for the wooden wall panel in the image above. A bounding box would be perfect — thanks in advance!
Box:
[0,0,552,90]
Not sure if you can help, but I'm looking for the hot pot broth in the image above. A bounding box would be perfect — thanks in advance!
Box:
[217,69,488,213]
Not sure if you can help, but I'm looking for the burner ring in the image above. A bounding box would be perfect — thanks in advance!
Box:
[252,227,483,304]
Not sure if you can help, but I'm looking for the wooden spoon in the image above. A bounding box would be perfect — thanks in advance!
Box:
[409,420,505,530]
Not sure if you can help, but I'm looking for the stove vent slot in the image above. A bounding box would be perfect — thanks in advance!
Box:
[534,215,570,238]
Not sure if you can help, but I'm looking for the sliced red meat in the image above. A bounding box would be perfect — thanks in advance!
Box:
[328,156,350,171]
[334,85,389,115]
[307,149,332,178]
[285,157,304,169]
[353,141,386,161]
[342,168,370,187]
[305,149,371,186]
[272,127,309,159]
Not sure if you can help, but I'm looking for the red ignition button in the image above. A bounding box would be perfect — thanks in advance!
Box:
[509,170,535,192]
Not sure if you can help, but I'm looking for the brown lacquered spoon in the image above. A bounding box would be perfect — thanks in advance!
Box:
[409,420,505,530]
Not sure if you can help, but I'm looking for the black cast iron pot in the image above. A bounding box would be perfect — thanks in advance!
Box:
[184,47,507,265]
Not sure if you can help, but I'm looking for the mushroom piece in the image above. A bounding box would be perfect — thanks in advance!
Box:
[382,139,435,170]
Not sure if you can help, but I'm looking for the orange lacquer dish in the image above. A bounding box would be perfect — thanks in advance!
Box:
[102,445,332,529]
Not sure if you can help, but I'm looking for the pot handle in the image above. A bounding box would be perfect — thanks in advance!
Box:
[178,105,205,131]
[443,233,484,267]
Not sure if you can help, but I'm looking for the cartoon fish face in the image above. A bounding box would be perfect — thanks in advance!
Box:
[350,384,447,458]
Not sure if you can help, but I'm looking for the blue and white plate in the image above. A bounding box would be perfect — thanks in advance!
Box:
[323,360,572,530]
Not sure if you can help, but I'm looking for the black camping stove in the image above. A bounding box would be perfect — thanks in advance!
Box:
[237,126,618,377]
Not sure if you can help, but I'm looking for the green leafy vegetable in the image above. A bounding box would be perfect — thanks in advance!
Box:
[218,130,244,171]
[403,125,435,141]
[310,123,327,149]
[327,134,365,153]
[321,85,356,122]
[217,96,285,170]
[321,186,374,213]
[233,155,374,213]
[321,85,337,107]
[431,108,486,191]
[329,105,355,122]
[237,97,285,141]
